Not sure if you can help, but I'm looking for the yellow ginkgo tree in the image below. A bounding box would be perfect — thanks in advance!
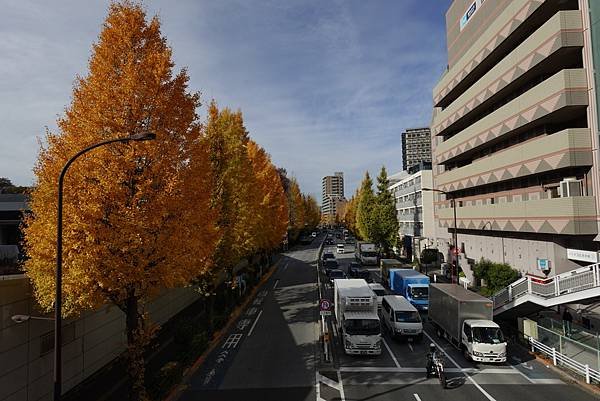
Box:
[247,140,289,251]
[23,2,217,400]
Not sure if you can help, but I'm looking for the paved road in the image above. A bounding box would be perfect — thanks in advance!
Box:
[176,230,598,401]
[323,240,598,401]
[177,237,321,401]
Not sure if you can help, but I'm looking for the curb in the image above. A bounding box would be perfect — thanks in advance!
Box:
[163,257,282,401]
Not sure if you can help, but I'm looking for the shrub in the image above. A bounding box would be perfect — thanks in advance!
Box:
[474,258,520,295]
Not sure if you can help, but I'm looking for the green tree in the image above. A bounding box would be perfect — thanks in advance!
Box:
[473,258,520,295]
[372,166,398,256]
[356,171,376,241]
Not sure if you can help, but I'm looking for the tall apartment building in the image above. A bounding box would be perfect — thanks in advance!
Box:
[321,172,345,217]
[401,128,432,171]
[432,0,600,276]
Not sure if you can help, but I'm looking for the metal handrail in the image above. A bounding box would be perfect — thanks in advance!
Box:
[493,263,600,308]
[529,336,600,384]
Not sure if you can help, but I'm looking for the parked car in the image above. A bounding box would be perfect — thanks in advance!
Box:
[336,243,345,254]
[348,265,372,283]
[328,269,346,285]
[325,238,335,245]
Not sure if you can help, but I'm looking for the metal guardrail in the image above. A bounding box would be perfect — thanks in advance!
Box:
[493,263,600,309]
[529,336,600,384]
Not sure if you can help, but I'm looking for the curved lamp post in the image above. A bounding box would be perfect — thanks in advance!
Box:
[54,132,155,400]
[422,187,459,284]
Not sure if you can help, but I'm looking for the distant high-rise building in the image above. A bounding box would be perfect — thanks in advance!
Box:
[401,128,432,171]
[322,172,345,218]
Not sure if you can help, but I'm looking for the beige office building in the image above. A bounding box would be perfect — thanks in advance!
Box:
[432,0,600,276]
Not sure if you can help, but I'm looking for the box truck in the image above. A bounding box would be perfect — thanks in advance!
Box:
[389,269,429,311]
[334,279,382,355]
[429,284,506,363]
[380,259,410,287]
[355,242,378,265]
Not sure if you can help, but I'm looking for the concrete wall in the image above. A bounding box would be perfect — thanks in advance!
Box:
[0,275,201,401]
[455,232,582,276]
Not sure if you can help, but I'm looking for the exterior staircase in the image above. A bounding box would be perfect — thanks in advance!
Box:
[493,264,600,316]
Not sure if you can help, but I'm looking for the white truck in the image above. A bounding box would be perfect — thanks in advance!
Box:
[429,284,507,363]
[334,279,382,355]
[355,242,378,265]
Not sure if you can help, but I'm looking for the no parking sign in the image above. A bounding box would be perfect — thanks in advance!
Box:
[319,299,332,316]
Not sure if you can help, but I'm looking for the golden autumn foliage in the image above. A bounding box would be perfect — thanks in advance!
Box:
[247,140,289,250]
[203,101,260,272]
[23,2,217,399]
[342,190,359,236]
[287,177,304,240]
[302,194,321,229]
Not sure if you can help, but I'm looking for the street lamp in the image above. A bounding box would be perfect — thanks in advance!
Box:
[423,187,459,284]
[11,314,55,323]
[54,132,155,401]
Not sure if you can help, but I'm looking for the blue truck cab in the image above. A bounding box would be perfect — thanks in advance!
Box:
[389,269,430,311]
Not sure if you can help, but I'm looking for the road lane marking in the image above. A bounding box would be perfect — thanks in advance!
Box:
[315,372,324,401]
[423,331,497,401]
[408,342,414,352]
[529,378,564,384]
[413,394,422,401]
[316,373,341,390]
[273,279,279,289]
[337,370,346,401]
[382,337,401,368]
[222,333,243,349]
[236,318,252,331]
[339,366,478,373]
[248,310,263,336]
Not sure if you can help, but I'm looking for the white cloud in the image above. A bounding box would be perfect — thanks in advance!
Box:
[0,0,449,200]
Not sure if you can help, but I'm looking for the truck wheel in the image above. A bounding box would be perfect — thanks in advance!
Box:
[462,347,471,362]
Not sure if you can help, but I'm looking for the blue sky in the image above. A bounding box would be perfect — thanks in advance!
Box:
[0,0,451,200]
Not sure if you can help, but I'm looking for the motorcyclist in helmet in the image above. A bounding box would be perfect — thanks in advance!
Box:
[426,343,438,377]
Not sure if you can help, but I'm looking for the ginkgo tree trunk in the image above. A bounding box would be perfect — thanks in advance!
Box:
[24,3,217,400]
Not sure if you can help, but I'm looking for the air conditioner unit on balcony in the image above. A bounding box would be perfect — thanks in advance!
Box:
[559,178,583,198]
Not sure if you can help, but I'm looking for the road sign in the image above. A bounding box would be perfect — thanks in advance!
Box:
[320,299,332,316]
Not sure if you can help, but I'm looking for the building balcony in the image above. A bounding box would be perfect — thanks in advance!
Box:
[434,0,548,107]
[435,68,588,165]
[435,128,592,192]
[436,196,597,235]
[433,10,583,137]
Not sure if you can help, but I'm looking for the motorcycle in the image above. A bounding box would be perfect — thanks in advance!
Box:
[426,351,447,388]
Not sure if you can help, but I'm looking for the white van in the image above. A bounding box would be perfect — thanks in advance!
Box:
[381,295,423,341]
[336,243,345,254]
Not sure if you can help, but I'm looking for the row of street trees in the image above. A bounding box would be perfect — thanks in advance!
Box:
[342,167,398,256]
[22,2,316,400]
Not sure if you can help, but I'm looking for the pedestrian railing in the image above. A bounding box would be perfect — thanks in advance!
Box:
[529,336,600,384]
[493,263,600,310]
